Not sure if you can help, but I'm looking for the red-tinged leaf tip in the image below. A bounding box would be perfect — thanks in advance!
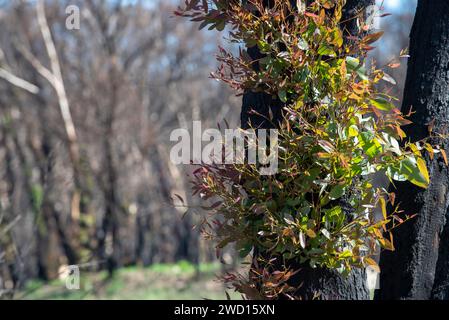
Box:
[441,149,448,166]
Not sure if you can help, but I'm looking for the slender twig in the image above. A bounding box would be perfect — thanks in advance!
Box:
[0,67,40,94]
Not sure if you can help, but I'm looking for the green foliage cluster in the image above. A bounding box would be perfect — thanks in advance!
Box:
[178,0,439,298]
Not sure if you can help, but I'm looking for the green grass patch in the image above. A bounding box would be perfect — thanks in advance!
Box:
[18,261,241,300]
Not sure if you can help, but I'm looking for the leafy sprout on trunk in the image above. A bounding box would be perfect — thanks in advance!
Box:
[177,0,442,299]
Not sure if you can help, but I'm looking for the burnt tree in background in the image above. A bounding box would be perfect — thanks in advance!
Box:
[376,0,449,300]
[0,1,236,292]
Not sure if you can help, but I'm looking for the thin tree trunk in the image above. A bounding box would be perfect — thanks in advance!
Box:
[375,0,449,300]
[243,0,373,300]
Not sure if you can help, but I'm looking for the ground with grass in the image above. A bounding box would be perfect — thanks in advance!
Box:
[17,261,243,300]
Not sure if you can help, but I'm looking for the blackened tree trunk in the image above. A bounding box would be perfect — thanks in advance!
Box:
[242,0,373,300]
[375,0,449,300]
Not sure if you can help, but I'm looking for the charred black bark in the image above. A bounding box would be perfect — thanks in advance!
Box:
[242,0,373,300]
[375,0,449,300]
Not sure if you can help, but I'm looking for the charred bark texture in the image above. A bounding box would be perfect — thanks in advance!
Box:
[242,0,373,300]
[375,0,449,300]
[285,265,368,299]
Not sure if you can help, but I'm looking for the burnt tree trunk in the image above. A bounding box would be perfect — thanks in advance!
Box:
[375,0,449,300]
[242,0,373,300]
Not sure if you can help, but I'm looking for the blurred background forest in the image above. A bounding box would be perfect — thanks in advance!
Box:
[0,0,416,299]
